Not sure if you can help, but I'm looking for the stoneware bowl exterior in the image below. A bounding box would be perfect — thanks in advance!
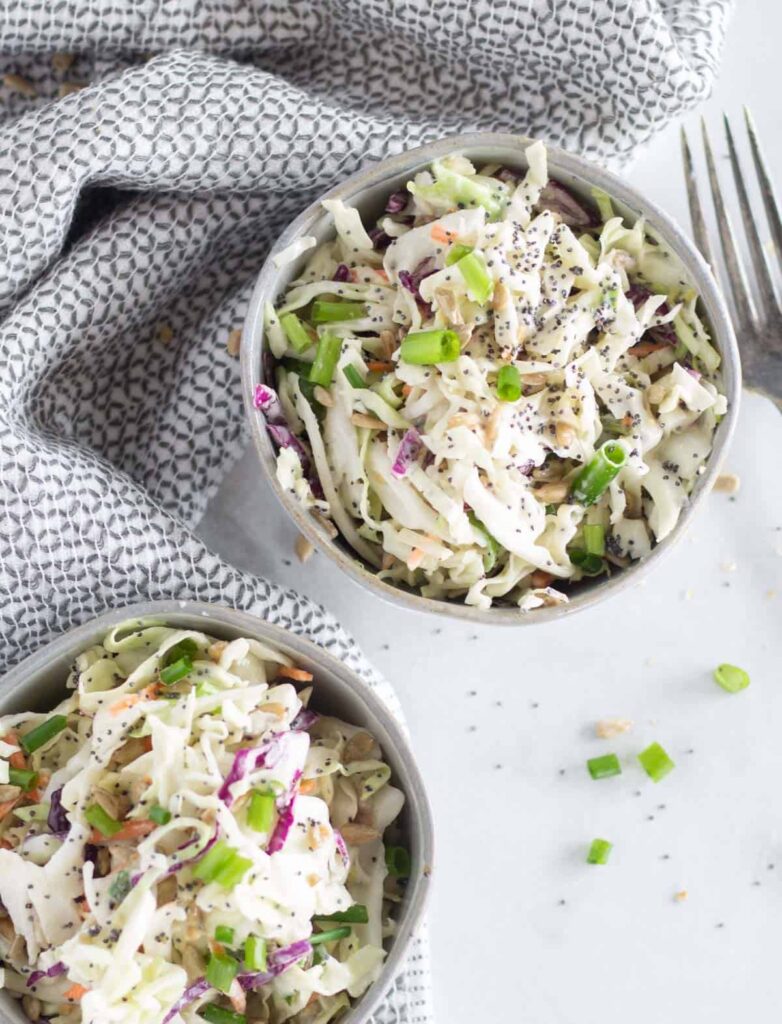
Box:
[0,601,433,1024]
[242,132,741,624]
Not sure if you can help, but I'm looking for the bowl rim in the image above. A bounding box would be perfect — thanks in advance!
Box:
[0,600,434,1024]
[241,130,741,625]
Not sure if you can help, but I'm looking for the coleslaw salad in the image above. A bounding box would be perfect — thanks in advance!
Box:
[0,621,408,1024]
[256,141,727,611]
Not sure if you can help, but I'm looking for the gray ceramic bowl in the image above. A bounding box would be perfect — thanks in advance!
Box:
[242,132,741,624]
[0,601,433,1024]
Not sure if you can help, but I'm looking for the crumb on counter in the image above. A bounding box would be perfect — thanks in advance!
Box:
[720,560,737,573]
[226,328,242,357]
[595,717,633,739]
[156,323,174,345]
[58,82,87,97]
[3,73,37,97]
[674,890,688,903]
[295,534,314,564]
[51,52,75,73]
[713,473,740,494]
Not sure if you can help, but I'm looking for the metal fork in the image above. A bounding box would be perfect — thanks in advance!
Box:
[681,110,782,411]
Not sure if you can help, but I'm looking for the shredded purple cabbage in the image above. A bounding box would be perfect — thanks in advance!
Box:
[27,961,67,989]
[290,707,319,731]
[385,191,408,214]
[391,428,424,478]
[398,257,436,301]
[536,181,595,228]
[162,977,211,1024]
[369,226,391,251]
[267,791,298,854]
[238,940,313,992]
[333,828,350,866]
[494,166,518,185]
[333,263,351,282]
[47,787,69,834]
[218,735,287,807]
[626,285,677,346]
[254,383,285,424]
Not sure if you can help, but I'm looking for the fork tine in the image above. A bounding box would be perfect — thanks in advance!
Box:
[700,117,757,326]
[723,114,780,315]
[744,107,782,276]
[680,126,714,269]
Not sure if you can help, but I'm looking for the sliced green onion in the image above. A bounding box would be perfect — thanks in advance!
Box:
[309,926,351,946]
[310,301,366,324]
[192,840,235,883]
[400,329,460,365]
[9,766,38,791]
[244,935,267,972]
[583,523,606,557]
[309,333,342,388]
[570,441,627,506]
[148,804,171,825]
[496,364,521,402]
[586,753,622,780]
[160,656,193,686]
[637,742,675,783]
[109,870,132,904]
[314,904,369,924]
[455,251,493,304]
[280,311,315,353]
[445,242,473,266]
[467,512,502,573]
[196,680,221,698]
[569,549,605,576]
[247,790,276,833]
[600,416,631,437]
[713,664,750,694]
[385,845,411,879]
[591,186,614,223]
[343,364,365,389]
[587,838,613,865]
[206,950,239,993]
[213,852,253,890]
[163,638,198,666]
[19,715,67,755]
[214,925,235,946]
[199,1008,246,1024]
[85,803,122,836]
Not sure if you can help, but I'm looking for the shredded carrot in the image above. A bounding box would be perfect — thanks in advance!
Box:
[0,799,18,821]
[530,570,554,588]
[628,339,670,357]
[401,384,413,398]
[374,268,389,282]
[299,778,318,795]
[108,694,141,716]
[90,819,156,845]
[142,736,153,753]
[7,734,26,770]
[430,224,456,244]
[64,984,88,1001]
[366,360,395,374]
[108,682,160,716]
[406,548,425,571]
[0,838,12,850]
[26,788,42,804]
[277,665,314,682]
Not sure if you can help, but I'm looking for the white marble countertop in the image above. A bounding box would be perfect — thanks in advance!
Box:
[198,7,782,1021]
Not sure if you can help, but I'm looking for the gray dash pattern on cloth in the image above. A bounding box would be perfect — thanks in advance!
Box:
[0,2,732,1021]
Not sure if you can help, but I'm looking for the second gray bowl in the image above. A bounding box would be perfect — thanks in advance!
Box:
[0,601,433,1024]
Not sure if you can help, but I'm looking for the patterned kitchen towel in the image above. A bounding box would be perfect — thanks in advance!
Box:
[0,1,732,1021]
